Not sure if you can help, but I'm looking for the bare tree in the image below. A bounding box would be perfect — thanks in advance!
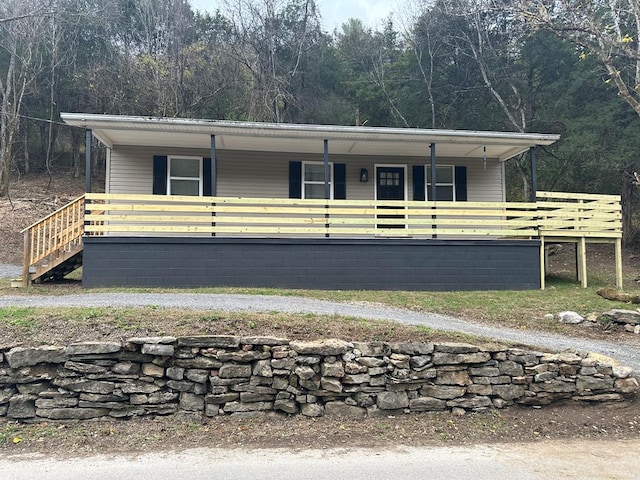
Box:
[514,0,640,117]
[513,0,640,240]
[438,0,538,198]
[0,0,49,196]
[223,0,321,122]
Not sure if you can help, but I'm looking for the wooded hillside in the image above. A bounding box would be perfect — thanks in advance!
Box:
[2,0,640,242]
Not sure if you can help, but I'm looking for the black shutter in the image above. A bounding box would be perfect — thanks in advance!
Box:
[455,166,467,201]
[152,155,168,195]
[289,161,302,198]
[412,165,425,201]
[203,157,212,196]
[334,163,346,199]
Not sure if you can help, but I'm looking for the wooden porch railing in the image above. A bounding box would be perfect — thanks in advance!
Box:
[535,191,622,288]
[21,194,85,286]
[83,192,621,239]
[22,192,618,288]
[82,191,622,289]
[84,193,542,238]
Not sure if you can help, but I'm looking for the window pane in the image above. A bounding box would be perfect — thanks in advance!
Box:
[171,158,200,178]
[437,166,453,183]
[304,164,325,182]
[170,179,200,196]
[427,186,454,201]
[427,166,453,183]
[305,183,325,199]
[436,185,454,201]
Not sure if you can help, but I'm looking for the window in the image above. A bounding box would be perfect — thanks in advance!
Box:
[427,166,455,201]
[379,170,401,186]
[168,156,202,196]
[302,162,332,199]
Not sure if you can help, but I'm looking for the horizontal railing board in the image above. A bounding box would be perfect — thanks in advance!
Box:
[82,191,622,241]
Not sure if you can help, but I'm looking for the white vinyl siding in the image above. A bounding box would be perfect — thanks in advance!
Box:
[106,146,504,202]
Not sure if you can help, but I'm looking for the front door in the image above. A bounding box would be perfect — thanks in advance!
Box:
[376,166,405,229]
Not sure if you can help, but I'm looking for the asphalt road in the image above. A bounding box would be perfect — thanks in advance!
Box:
[1,291,639,370]
[2,440,639,480]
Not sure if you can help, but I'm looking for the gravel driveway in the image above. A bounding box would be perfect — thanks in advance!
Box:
[0,263,21,279]
[1,291,639,371]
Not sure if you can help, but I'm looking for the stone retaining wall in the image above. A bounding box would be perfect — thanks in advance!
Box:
[1,336,638,421]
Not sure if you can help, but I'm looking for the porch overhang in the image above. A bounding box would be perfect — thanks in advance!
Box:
[61,113,559,162]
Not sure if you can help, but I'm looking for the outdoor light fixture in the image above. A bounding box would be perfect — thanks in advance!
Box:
[360,168,369,182]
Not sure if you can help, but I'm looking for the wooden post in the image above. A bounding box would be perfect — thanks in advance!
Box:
[577,237,588,288]
[22,230,31,287]
[615,237,623,289]
[539,237,545,290]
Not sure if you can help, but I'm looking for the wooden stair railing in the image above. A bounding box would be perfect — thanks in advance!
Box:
[21,194,85,286]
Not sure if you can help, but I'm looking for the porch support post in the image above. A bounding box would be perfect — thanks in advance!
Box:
[615,237,623,289]
[430,143,437,202]
[529,146,537,202]
[210,134,217,196]
[323,139,330,238]
[430,142,437,239]
[85,129,92,194]
[539,237,546,290]
[577,238,588,288]
[323,139,330,199]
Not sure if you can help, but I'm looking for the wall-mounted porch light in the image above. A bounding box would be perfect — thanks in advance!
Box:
[360,168,369,182]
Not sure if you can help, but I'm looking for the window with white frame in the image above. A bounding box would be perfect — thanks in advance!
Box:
[427,165,455,201]
[303,161,333,199]
[168,156,202,196]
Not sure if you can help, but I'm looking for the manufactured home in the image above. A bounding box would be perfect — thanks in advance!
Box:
[22,114,622,290]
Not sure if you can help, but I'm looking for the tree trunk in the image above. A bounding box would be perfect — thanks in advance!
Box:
[622,171,634,247]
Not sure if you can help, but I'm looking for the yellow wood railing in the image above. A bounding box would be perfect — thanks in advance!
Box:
[21,191,622,289]
[537,191,621,238]
[84,193,541,238]
[535,191,622,289]
[21,194,85,285]
[83,192,622,239]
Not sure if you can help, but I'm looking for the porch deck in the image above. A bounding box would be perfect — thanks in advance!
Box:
[23,191,622,289]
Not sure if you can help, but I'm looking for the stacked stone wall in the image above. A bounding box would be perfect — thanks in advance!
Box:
[1,336,637,421]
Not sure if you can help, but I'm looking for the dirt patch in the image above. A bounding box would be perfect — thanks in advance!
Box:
[0,173,84,265]
[545,242,640,286]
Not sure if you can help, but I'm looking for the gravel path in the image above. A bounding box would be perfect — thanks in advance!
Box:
[0,263,21,279]
[1,292,639,370]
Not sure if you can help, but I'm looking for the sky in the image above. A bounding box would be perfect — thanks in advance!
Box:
[189,0,406,32]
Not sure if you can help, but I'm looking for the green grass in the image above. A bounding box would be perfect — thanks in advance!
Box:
[0,307,38,328]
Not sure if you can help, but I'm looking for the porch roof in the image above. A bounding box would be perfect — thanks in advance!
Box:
[61,113,559,161]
